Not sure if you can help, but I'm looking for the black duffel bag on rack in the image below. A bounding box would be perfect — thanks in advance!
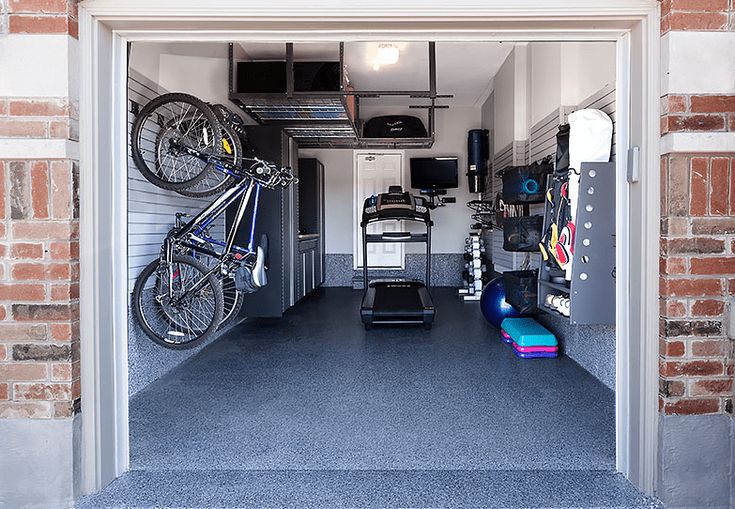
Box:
[503,270,538,314]
[500,156,554,204]
[362,115,428,138]
[502,215,544,252]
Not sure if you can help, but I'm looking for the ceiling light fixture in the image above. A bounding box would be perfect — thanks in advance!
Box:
[372,43,399,71]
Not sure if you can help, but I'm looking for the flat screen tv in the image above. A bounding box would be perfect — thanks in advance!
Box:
[410,157,459,190]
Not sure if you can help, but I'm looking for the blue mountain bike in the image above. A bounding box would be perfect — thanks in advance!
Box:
[130,93,296,349]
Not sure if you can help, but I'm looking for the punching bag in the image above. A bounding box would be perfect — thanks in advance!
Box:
[467,129,489,193]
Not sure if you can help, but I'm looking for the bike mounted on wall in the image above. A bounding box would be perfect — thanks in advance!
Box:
[130,93,296,349]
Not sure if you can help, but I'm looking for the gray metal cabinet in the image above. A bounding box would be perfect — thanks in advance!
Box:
[296,158,325,301]
[226,126,298,318]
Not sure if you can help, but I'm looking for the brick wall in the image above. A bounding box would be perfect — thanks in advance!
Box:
[0,0,80,419]
[659,0,735,415]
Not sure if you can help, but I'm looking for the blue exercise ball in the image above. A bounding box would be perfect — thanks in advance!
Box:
[480,276,522,328]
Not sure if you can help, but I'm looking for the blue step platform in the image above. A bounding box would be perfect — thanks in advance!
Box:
[500,318,558,348]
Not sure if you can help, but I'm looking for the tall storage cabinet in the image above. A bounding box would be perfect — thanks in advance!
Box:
[296,158,325,301]
[227,126,298,318]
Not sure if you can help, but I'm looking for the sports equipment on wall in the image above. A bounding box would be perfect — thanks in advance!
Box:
[360,186,435,330]
[479,277,522,328]
[130,93,297,349]
[467,129,489,193]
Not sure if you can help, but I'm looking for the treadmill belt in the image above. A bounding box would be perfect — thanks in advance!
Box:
[373,285,424,318]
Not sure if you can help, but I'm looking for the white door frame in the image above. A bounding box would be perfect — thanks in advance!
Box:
[78,0,661,496]
[353,150,406,270]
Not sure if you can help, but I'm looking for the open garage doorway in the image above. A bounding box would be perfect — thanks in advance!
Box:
[78,4,661,507]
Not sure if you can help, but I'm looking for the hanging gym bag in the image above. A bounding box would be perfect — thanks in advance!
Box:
[500,156,554,204]
[502,215,544,252]
[503,270,538,314]
[362,115,428,138]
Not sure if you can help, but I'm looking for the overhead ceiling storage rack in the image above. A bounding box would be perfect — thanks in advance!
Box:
[228,42,451,149]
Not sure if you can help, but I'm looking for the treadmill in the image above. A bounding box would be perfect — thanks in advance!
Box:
[360,186,435,330]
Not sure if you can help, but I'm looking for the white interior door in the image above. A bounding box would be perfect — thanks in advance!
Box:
[354,152,404,269]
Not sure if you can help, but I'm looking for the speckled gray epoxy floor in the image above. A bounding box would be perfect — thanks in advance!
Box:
[79,288,658,508]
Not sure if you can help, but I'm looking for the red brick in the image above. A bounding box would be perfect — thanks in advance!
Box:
[670,0,729,10]
[664,398,720,415]
[50,161,72,219]
[666,95,688,114]
[666,114,726,132]
[12,221,72,240]
[11,263,44,280]
[51,363,71,381]
[8,99,67,117]
[664,237,724,254]
[664,360,725,377]
[50,241,78,260]
[14,382,71,401]
[692,217,735,235]
[11,242,44,259]
[689,157,708,215]
[49,120,69,139]
[0,383,8,400]
[0,162,5,220]
[0,363,47,381]
[8,14,68,33]
[691,339,728,357]
[51,283,78,301]
[8,0,68,13]
[668,11,728,30]
[690,95,735,113]
[691,379,733,396]
[661,339,686,357]
[0,283,45,301]
[690,256,735,274]
[0,344,6,361]
[709,157,730,215]
[729,114,735,132]
[49,323,72,341]
[0,401,51,419]
[667,156,689,216]
[691,299,725,317]
[660,379,686,397]
[0,323,47,341]
[660,257,687,275]
[0,119,47,137]
[30,161,49,219]
[68,17,78,39]
[12,303,76,321]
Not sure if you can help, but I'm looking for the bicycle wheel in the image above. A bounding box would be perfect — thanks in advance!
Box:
[132,254,224,349]
[175,120,241,198]
[219,275,244,329]
[131,93,222,192]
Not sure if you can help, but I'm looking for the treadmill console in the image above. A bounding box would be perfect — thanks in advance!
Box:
[361,186,431,225]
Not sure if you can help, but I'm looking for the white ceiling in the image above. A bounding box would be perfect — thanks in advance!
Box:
[237,41,514,106]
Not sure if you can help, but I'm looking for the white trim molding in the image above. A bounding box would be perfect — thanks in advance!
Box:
[77,0,662,500]
[661,132,735,155]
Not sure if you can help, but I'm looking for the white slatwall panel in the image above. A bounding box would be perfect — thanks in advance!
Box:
[127,71,225,291]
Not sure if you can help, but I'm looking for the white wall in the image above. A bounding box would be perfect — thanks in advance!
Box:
[130,42,235,108]
[301,106,483,255]
[560,42,616,107]
[493,50,516,151]
[530,43,562,125]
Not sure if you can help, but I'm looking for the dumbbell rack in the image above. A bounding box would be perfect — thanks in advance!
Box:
[537,162,616,325]
[458,231,490,301]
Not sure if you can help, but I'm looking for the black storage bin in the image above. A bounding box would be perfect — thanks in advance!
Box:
[502,215,544,252]
[501,160,553,204]
[503,270,538,314]
[363,116,428,138]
